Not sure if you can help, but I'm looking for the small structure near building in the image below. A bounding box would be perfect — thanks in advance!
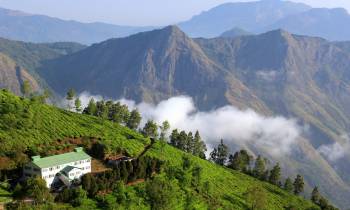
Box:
[23,147,91,188]
[107,156,134,167]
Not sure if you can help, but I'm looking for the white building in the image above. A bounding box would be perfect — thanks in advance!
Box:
[23,147,91,188]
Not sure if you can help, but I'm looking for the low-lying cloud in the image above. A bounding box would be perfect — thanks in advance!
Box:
[318,135,350,162]
[78,92,302,157]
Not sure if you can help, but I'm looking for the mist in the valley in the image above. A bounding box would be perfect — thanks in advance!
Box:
[78,92,309,157]
[77,92,350,160]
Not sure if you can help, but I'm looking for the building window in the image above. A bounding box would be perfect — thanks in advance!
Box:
[49,167,53,171]
[42,168,48,172]
[70,173,74,176]
[85,166,90,170]
[24,173,31,177]
[24,166,31,170]
[33,168,40,172]
[56,166,60,169]
[49,174,54,178]
[86,159,91,162]
[74,162,78,165]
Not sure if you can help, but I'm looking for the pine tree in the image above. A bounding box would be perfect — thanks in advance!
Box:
[83,98,97,115]
[293,174,304,195]
[269,163,281,186]
[170,129,179,148]
[21,80,32,98]
[228,150,251,172]
[311,186,321,205]
[210,140,228,165]
[193,131,207,159]
[284,177,293,193]
[66,88,76,110]
[159,121,170,141]
[253,156,266,179]
[75,97,82,112]
[142,120,158,139]
[127,109,142,130]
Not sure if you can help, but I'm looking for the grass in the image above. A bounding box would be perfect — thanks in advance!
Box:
[0,90,319,209]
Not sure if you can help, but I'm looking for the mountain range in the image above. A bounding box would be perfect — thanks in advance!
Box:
[179,0,350,41]
[0,7,153,45]
[0,0,350,44]
[26,25,350,208]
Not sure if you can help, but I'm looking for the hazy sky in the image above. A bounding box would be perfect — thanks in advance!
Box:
[0,0,349,26]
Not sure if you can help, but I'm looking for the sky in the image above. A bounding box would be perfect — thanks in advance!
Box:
[0,0,349,26]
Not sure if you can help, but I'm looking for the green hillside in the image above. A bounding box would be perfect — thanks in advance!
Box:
[0,89,319,209]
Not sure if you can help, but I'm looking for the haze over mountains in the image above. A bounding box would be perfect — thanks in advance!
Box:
[0,7,152,44]
[0,0,350,44]
[179,0,350,41]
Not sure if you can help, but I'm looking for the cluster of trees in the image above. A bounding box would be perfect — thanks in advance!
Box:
[169,130,207,159]
[209,140,305,195]
[54,155,213,210]
[80,156,162,198]
[311,187,339,210]
[12,176,52,204]
[82,98,142,130]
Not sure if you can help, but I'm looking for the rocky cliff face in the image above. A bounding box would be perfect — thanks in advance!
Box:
[0,53,38,95]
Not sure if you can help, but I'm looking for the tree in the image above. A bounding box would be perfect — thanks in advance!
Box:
[12,183,24,199]
[245,186,268,210]
[311,186,321,205]
[268,163,281,186]
[191,166,202,188]
[71,187,88,207]
[170,129,179,148]
[21,80,32,97]
[146,175,180,210]
[66,88,76,110]
[83,98,97,115]
[26,176,52,204]
[75,97,82,112]
[66,88,76,101]
[293,174,304,195]
[192,131,207,159]
[109,102,130,124]
[253,156,266,179]
[228,150,251,172]
[159,121,170,141]
[127,109,142,130]
[210,139,229,166]
[284,178,293,193]
[142,120,158,139]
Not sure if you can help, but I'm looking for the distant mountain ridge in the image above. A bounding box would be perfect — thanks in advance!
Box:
[220,27,253,38]
[179,0,350,41]
[0,37,86,93]
[37,26,350,208]
[178,0,311,38]
[0,7,153,44]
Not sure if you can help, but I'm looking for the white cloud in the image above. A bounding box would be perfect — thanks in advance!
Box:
[78,93,302,157]
[318,135,350,162]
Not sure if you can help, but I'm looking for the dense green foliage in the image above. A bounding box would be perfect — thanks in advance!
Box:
[0,90,320,209]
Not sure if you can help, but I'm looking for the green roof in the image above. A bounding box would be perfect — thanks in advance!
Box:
[32,149,91,168]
